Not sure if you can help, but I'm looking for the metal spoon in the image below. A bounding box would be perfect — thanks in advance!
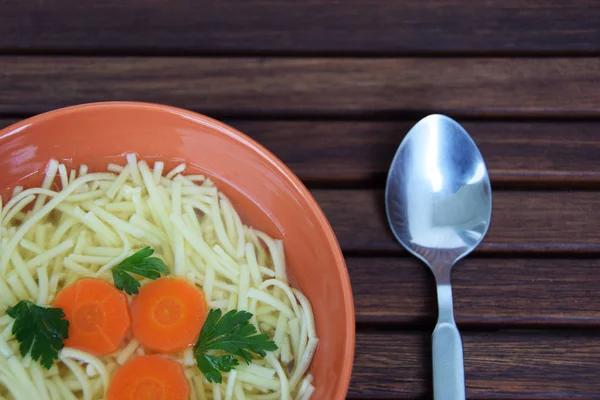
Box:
[385,114,492,400]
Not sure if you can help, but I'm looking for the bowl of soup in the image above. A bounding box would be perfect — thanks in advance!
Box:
[0,102,355,400]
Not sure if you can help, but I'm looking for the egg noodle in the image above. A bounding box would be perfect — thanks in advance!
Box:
[0,154,317,400]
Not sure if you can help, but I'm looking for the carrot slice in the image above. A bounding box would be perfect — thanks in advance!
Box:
[131,277,207,353]
[53,278,131,355]
[106,355,189,400]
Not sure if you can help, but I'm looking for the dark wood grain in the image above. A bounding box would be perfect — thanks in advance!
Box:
[233,120,600,187]
[2,57,600,117]
[0,119,18,127]
[313,190,600,254]
[4,118,600,187]
[1,1,599,55]
[350,331,600,398]
[350,257,600,326]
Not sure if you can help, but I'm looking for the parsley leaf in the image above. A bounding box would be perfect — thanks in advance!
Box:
[6,300,69,369]
[112,246,169,295]
[194,309,278,383]
[196,354,238,383]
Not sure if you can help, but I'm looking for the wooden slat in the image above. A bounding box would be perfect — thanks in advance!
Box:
[313,190,600,254]
[1,1,599,54]
[350,257,600,326]
[350,331,600,398]
[0,119,18,128]
[3,118,599,187]
[2,57,600,117]
[225,120,600,187]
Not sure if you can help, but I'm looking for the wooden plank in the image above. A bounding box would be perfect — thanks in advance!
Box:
[0,119,18,127]
[350,331,600,398]
[3,118,599,187]
[313,190,600,254]
[1,1,599,54]
[226,120,600,187]
[1,57,600,117]
[350,257,600,326]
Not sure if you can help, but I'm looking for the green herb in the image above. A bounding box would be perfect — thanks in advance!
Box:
[6,300,69,369]
[112,246,169,295]
[194,309,278,383]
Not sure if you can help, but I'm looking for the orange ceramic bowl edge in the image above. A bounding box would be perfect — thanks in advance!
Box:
[0,101,355,399]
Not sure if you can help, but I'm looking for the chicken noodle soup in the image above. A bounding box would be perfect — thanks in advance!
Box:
[0,154,317,400]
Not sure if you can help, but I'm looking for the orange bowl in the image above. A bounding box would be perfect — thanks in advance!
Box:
[0,102,355,399]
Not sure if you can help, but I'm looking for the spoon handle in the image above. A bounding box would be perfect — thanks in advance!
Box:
[432,282,466,400]
[432,320,465,399]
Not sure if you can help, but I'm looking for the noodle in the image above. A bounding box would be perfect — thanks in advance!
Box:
[0,156,317,399]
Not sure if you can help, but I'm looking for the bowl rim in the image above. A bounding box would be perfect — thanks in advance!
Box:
[0,101,356,399]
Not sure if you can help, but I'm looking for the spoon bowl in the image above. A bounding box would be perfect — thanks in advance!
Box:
[385,114,492,399]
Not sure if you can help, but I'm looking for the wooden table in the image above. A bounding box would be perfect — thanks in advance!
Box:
[2,1,600,398]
